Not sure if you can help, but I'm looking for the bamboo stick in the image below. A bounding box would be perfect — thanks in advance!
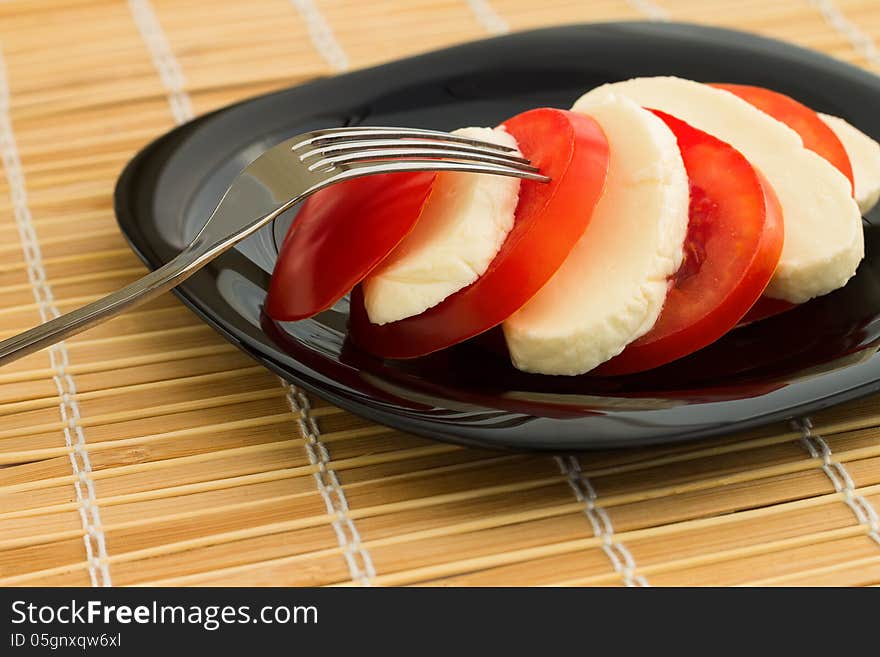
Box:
[2,0,880,588]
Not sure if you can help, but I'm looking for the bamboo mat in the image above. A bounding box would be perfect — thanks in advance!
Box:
[1,0,879,588]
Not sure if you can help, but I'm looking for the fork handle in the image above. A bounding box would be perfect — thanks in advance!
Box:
[0,247,205,367]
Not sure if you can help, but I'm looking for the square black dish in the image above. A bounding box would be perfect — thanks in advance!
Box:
[114,21,880,451]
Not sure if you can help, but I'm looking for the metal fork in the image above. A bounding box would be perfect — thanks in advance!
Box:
[0,126,547,366]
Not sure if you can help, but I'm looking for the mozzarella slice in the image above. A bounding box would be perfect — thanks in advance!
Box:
[574,76,864,304]
[819,113,880,214]
[362,126,521,325]
[502,96,689,376]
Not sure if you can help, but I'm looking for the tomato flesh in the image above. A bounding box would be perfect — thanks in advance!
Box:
[349,108,610,358]
[265,171,435,321]
[712,83,850,325]
[712,83,854,193]
[596,110,784,376]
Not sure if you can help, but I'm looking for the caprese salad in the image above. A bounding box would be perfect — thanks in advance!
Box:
[266,76,880,376]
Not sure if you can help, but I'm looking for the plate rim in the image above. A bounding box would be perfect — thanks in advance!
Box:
[114,20,880,451]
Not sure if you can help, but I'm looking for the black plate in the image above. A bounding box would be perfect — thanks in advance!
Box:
[114,21,880,451]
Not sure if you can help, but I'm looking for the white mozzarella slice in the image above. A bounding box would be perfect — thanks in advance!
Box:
[362,126,521,325]
[574,76,864,304]
[502,96,689,375]
[820,113,880,214]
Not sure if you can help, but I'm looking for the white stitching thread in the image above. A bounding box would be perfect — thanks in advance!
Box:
[627,0,671,21]
[810,0,880,68]
[127,0,193,125]
[795,418,880,547]
[555,456,649,586]
[0,46,110,587]
[288,0,350,72]
[127,0,371,585]
[466,0,509,35]
[284,383,376,585]
[127,0,193,124]
[466,1,649,587]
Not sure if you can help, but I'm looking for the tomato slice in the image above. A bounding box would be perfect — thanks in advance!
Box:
[349,108,610,358]
[596,110,784,376]
[712,83,854,193]
[711,84,846,325]
[265,171,435,321]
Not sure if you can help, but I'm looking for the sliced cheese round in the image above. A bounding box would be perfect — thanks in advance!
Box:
[574,76,864,304]
[362,126,521,325]
[502,96,689,375]
[820,113,880,215]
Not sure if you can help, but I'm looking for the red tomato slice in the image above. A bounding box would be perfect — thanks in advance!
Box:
[265,171,435,321]
[712,83,854,194]
[596,110,784,376]
[349,108,610,358]
[711,84,844,325]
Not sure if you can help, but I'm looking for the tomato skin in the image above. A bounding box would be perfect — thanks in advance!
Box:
[596,110,784,376]
[349,108,610,359]
[711,83,854,194]
[712,84,853,325]
[265,171,435,321]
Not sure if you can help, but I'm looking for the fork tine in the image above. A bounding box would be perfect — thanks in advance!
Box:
[291,126,519,153]
[298,138,532,165]
[330,159,550,182]
[308,147,541,173]
[303,126,456,139]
